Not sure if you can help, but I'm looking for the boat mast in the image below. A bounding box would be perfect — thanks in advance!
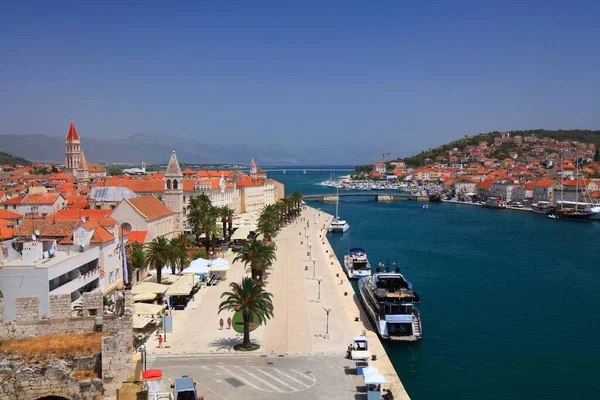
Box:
[575,157,579,212]
[560,152,564,210]
[335,187,340,220]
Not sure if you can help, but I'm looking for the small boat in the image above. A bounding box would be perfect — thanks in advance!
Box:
[482,200,507,209]
[328,188,350,233]
[343,248,372,280]
[547,208,594,221]
[532,202,551,214]
[428,192,442,202]
[358,272,422,341]
[422,204,429,209]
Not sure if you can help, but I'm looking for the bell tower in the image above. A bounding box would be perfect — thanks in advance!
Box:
[249,158,257,179]
[164,150,184,233]
[64,121,81,177]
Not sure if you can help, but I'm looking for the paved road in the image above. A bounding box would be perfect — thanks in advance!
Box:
[148,354,367,400]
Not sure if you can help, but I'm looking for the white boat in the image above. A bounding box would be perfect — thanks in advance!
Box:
[328,188,349,232]
[358,272,422,341]
[343,248,372,279]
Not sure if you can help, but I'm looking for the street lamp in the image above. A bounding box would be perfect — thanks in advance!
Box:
[316,277,323,302]
[312,258,317,279]
[323,305,332,339]
[308,243,312,257]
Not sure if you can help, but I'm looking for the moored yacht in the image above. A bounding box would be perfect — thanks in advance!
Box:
[358,272,422,341]
[328,188,350,232]
[343,248,372,279]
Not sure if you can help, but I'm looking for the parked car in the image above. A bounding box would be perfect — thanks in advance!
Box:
[171,376,201,400]
[511,202,524,208]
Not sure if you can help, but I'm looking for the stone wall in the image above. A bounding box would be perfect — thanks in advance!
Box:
[49,293,72,318]
[0,356,103,400]
[101,292,134,399]
[0,293,117,340]
[15,297,39,323]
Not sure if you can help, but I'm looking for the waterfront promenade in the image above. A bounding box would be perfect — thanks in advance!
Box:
[146,206,410,399]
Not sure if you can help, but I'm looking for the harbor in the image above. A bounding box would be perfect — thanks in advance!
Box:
[146,205,410,399]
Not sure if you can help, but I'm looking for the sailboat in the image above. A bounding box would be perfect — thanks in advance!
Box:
[548,156,594,221]
[328,187,349,232]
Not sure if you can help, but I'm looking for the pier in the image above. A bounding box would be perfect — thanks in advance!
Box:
[304,192,429,202]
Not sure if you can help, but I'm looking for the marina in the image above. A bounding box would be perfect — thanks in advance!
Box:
[269,168,600,400]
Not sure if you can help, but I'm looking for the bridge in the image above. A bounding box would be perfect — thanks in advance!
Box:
[302,192,429,202]
[262,168,354,173]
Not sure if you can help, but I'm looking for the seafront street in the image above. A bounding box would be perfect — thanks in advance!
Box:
[148,354,364,400]
[146,205,410,399]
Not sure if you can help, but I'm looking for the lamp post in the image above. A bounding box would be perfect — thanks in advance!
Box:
[316,277,323,302]
[312,258,317,280]
[323,305,332,339]
[308,243,312,257]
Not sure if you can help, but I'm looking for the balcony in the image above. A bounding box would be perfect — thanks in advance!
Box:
[50,267,100,296]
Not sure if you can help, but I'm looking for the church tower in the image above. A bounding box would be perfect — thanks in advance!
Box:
[65,121,81,177]
[76,151,90,190]
[249,158,257,179]
[164,150,184,233]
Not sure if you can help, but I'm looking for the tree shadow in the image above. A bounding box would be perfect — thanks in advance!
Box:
[208,336,243,351]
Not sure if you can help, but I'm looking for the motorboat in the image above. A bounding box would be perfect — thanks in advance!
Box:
[358,272,422,341]
[343,248,372,279]
[532,202,551,214]
[328,188,350,233]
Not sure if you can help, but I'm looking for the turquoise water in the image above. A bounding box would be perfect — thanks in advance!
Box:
[271,169,600,400]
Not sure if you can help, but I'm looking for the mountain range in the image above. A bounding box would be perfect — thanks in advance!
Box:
[0,133,365,166]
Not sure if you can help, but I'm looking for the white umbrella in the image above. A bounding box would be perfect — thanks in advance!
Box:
[210,258,230,272]
[184,258,211,274]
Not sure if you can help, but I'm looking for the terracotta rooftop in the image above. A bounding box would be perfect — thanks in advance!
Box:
[124,196,173,221]
[534,179,557,187]
[47,209,113,222]
[0,209,23,219]
[15,220,79,238]
[0,195,24,205]
[87,164,105,173]
[22,193,63,205]
[127,231,148,244]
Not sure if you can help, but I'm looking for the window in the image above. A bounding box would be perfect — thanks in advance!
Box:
[109,271,114,283]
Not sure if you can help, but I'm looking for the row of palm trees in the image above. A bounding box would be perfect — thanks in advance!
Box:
[186,193,235,254]
[143,232,191,284]
[256,190,303,241]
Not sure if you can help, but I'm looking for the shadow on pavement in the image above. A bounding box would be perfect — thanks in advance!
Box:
[208,336,243,351]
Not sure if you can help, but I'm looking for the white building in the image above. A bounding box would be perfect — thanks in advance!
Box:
[0,221,124,320]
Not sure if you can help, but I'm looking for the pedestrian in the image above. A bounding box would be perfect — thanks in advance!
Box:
[158,334,163,348]
[219,318,224,330]
[227,316,232,329]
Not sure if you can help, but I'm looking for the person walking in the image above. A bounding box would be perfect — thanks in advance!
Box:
[219,318,224,330]
[158,334,163,348]
[227,316,232,330]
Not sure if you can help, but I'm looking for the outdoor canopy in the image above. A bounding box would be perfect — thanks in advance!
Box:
[184,257,211,274]
[165,275,197,296]
[131,282,169,295]
[210,257,230,271]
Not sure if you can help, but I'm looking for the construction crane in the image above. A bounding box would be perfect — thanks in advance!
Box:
[368,151,392,162]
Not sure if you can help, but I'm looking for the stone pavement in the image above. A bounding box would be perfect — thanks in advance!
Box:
[144,206,410,399]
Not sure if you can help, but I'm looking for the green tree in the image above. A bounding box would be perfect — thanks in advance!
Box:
[218,277,274,349]
[233,237,276,282]
[257,204,278,241]
[144,236,171,284]
[217,206,235,241]
[594,148,600,162]
[169,232,191,274]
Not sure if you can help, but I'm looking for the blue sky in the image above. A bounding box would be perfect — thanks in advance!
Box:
[1,0,599,159]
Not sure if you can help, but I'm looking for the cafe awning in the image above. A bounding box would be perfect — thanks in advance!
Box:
[133,315,154,330]
[131,282,168,295]
[134,303,164,316]
[210,258,230,272]
[165,275,196,296]
[133,292,157,302]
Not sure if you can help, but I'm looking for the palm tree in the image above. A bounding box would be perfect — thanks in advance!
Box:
[144,236,171,284]
[218,277,274,349]
[169,232,191,274]
[186,193,213,244]
[199,209,219,254]
[217,206,234,241]
[257,204,278,241]
[233,237,276,281]
[289,190,303,215]
[223,206,235,241]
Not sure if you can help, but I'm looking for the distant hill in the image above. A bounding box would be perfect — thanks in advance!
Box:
[0,150,31,166]
[398,129,600,167]
[0,133,366,166]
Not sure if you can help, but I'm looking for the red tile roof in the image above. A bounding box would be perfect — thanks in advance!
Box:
[22,193,62,204]
[476,180,494,189]
[0,209,23,219]
[128,231,148,244]
[59,220,116,244]
[534,179,557,187]
[87,164,105,173]
[0,218,14,226]
[65,195,88,209]
[0,195,24,205]
[66,121,79,141]
[104,179,164,193]
[0,227,14,239]
[124,196,173,221]
[15,220,79,238]
[47,209,113,221]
